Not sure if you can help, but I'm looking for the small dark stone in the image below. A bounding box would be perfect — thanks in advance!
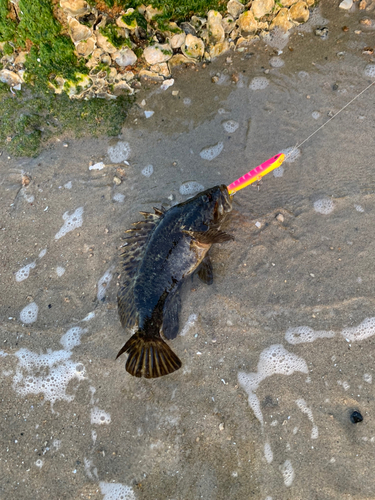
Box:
[332,83,339,91]
[315,26,329,39]
[350,410,363,424]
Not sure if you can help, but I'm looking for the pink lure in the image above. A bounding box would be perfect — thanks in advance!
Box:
[227,153,286,195]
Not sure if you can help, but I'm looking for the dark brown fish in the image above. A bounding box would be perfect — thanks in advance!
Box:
[117,185,233,378]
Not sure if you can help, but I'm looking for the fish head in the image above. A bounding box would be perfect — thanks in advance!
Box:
[187,185,232,229]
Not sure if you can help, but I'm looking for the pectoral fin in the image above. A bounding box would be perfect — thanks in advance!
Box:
[197,254,213,285]
[183,228,234,244]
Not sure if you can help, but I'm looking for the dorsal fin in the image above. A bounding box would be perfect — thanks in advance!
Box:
[118,216,162,328]
[153,206,166,216]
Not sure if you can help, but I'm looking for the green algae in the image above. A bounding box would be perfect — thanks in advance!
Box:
[0,83,134,157]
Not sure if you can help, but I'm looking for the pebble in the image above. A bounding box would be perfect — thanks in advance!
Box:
[339,0,353,9]
[113,48,137,68]
[252,0,274,19]
[276,213,284,222]
[350,411,363,423]
[289,1,310,23]
[143,44,173,65]
[238,11,258,34]
[182,34,205,59]
[227,0,244,19]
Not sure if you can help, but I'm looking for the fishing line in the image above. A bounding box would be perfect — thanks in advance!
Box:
[285,79,375,160]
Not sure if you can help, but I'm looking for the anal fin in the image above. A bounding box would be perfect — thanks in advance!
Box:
[197,254,213,285]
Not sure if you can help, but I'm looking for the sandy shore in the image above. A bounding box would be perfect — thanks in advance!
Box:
[1,2,375,499]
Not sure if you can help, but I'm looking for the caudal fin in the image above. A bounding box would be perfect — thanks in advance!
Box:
[116,331,182,378]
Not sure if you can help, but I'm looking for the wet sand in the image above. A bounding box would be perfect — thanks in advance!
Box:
[1,2,375,499]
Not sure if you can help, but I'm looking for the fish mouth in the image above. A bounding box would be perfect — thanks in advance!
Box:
[220,185,233,213]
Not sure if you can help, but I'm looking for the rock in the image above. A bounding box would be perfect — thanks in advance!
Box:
[279,0,299,6]
[182,34,205,59]
[270,8,293,31]
[95,31,117,53]
[113,48,137,67]
[350,410,363,424]
[76,36,96,57]
[339,0,353,9]
[101,54,111,65]
[190,16,206,29]
[306,0,315,5]
[14,52,27,65]
[150,62,170,77]
[207,10,225,44]
[168,53,195,70]
[139,69,164,81]
[252,0,275,19]
[222,16,236,33]
[180,22,197,36]
[68,17,92,43]
[0,69,22,86]
[108,67,117,82]
[170,33,186,49]
[238,10,258,34]
[117,9,137,30]
[60,0,89,16]
[144,5,163,21]
[143,43,173,64]
[227,0,245,19]
[209,41,230,58]
[289,1,309,22]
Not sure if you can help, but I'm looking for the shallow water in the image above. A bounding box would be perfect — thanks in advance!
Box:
[1,2,375,499]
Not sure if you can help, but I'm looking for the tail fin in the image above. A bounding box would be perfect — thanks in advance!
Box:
[116,331,182,378]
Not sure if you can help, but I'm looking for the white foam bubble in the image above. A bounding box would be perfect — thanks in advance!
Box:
[0,351,8,357]
[238,345,308,426]
[273,166,284,178]
[20,302,38,324]
[183,97,191,106]
[269,56,284,68]
[144,110,154,118]
[249,77,269,90]
[60,327,87,350]
[56,266,65,277]
[279,147,301,163]
[99,482,135,500]
[285,326,335,344]
[97,266,114,301]
[108,141,131,163]
[264,441,273,464]
[263,28,289,50]
[179,182,204,196]
[82,311,95,322]
[91,407,111,425]
[314,198,334,214]
[113,193,125,203]
[312,111,321,120]
[13,348,86,405]
[15,262,36,282]
[364,64,375,78]
[222,120,239,133]
[92,430,97,444]
[89,162,105,171]
[281,460,295,487]
[341,317,375,342]
[21,187,34,203]
[64,181,72,189]
[296,399,318,439]
[363,373,372,384]
[180,314,198,336]
[141,164,154,177]
[355,204,364,212]
[35,459,44,468]
[200,142,224,161]
[55,207,83,240]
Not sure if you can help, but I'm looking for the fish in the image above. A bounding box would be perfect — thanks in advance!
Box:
[117,184,233,379]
